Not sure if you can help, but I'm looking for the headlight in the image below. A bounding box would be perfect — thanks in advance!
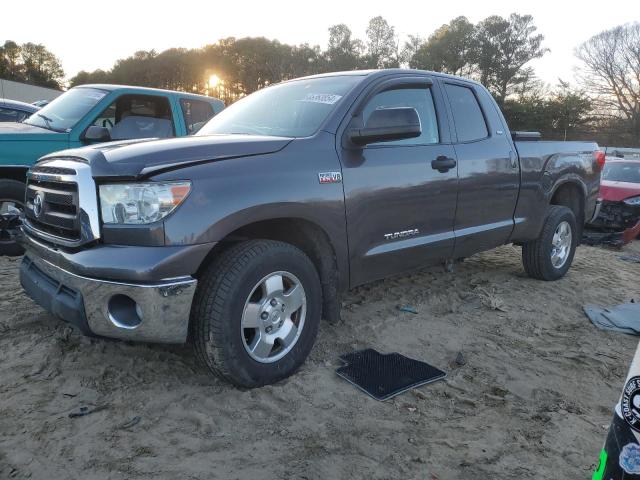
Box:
[624,196,640,207]
[99,181,191,224]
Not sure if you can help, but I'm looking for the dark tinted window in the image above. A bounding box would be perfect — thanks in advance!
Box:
[180,99,214,134]
[0,107,29,122]
[603,162,640,184]
[445,84,488,142]
[362,87,439,145]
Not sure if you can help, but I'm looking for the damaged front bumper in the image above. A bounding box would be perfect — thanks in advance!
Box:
[17,232,210,343]
[584,200,640,247]
[20,254,197,343]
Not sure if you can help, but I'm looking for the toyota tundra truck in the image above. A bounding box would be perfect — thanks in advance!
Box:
[17,69,604,388]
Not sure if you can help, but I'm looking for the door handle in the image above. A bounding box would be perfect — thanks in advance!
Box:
[509,151,518,168]
[431,156,457,173]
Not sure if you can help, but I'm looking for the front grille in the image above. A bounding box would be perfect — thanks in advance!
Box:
[31,166,77,176]
[25,171,81,241]
[23,158,101,247]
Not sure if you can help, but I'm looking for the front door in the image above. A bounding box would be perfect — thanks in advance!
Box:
[340,79,459,286]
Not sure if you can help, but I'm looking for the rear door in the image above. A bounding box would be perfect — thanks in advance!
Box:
[339,76,459,286]
[442,80,519,257]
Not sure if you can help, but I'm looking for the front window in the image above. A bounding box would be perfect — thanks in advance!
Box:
[197,76,361,138]
[23,87,107,132]
[602,162,640,184]
[362,87,439,145]
[90,94,175,140]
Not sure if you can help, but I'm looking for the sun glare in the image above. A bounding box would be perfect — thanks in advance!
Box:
[208,74,221,88]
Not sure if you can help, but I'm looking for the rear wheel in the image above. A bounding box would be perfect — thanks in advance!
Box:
[0,179,26,257]
[522,205,578,281]
[191,240,322,388]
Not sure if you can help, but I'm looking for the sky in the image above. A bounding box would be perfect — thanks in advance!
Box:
[3,0,639,87]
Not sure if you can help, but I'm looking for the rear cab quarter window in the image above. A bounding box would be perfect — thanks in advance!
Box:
[443,82,489,143]
[180,99,215,134]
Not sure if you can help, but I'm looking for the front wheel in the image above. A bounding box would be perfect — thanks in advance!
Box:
[522,205,578,281]
[0,179,26,257]
[190,240,322,388]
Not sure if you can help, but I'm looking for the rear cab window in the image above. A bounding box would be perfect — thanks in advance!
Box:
[180,99,215,134]
[444,83,488,142]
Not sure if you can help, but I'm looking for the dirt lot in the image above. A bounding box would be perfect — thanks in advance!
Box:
[1,242,639,480]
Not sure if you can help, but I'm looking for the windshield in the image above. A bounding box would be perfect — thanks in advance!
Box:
[602,162,640,184]
[197,76,361,138]
[23,87,107,132]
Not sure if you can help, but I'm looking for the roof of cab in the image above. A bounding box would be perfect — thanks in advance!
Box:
[292,68,483,86]
[73,84,223,104]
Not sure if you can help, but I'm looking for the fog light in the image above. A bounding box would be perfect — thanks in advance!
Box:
[107,294,142,329]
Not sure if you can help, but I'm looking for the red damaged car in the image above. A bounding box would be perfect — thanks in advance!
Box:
[586,159,640,245]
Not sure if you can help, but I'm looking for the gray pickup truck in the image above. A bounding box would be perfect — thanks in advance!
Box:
[18,69,603,387]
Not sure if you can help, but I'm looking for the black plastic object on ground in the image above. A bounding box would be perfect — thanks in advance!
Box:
[619,255,640,264]
[336,349,446,401]
[582,228,626,247]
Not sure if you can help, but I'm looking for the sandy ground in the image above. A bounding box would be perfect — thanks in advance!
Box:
[1,242,640,480]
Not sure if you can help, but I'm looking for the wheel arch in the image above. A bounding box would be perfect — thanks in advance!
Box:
[0,165,29,183]
[549,178,587,230]
[196,217,343,323]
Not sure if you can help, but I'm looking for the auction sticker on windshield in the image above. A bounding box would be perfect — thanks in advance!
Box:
[302,93,342,104]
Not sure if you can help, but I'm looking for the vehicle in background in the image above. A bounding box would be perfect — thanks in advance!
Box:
[0,98,39,122]
[18,69,601,387]
[605,147,640,161]
[0,85,224,255]
[585,159,640,246]
[31,100,50,108]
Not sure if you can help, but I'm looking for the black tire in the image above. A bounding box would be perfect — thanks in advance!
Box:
[191,239,322,388]
[522,205,578,281]
[0,179,26,257]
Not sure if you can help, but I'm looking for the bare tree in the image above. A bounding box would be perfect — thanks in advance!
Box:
[365,16,399,68]
[576,23,640,140]
[400,35,423,67]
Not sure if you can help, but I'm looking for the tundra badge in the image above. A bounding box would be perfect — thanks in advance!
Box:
[318,172,342,184]
[384,229,419,240]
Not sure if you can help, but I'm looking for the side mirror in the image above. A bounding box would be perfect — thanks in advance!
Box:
[82,125,111,143]
[349,107,421,146]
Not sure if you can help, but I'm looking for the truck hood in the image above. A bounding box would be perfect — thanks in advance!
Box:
[600,180,640,202]
[38,134,293,179]
[0,121,66,140]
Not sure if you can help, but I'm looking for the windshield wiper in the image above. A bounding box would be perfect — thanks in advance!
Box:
[36,113,54,129]
[24,113,65,133]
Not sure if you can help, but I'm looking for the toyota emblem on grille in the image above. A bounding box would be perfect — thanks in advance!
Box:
[33,191,45,218]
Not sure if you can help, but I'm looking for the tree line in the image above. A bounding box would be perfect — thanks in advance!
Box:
[0,40,65,89]
[2,16,638,146]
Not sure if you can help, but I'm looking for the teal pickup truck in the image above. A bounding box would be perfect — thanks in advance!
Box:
[0,85,224,255]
